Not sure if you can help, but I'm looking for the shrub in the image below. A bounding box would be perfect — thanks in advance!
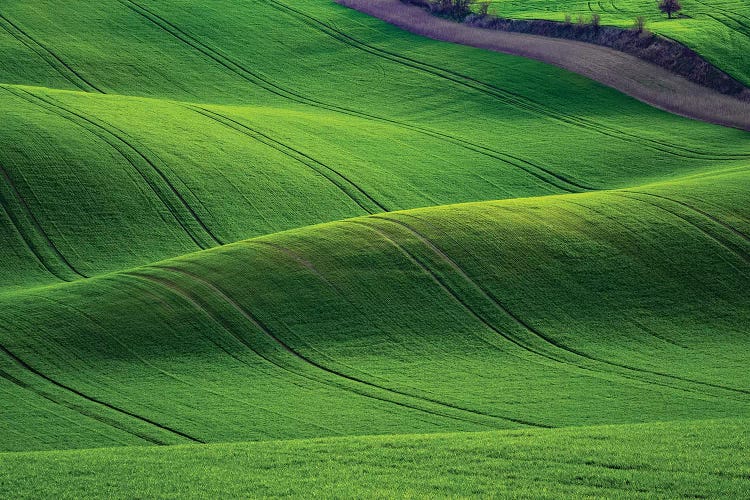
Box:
[633,15,647,33]
[564,13,572,25]
[591,13,601,29]
[429,0,475,18]
[658,0,682,19]
[477,1,490,17]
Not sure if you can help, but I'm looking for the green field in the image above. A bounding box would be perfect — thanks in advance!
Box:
[485,0,750,86]
[0,0,748,497]
[2,419,748,498]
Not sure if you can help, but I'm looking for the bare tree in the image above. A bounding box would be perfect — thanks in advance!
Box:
[658,0,682,19]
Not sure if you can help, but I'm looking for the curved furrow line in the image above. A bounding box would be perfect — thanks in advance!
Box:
[36,291,339,437]
[0,331,202,444]
[696,11,750,40]
[0,195,65,282]
[154,264,548,429]
[0,367,158,446]
[359,216,750,401]
[88,114,227,246]
[0,373,138,447]
[557,197,692,275]
[0,13,103,93]
[70,278,344,434]
[2,86,218,250]
[692,0,750,36]
[188,106,386,214]
[128,270,498,430]
[625,190,750,244]
[116,0,587,193]
[37,92,223,248]
[259,0,750,161]
[0,161,85,281]
[259,227,586,375]
[614,192,750,270]
[378,213,750,397]
[345,219,573,369]
[610,0,624,13]
[250,239,429,371]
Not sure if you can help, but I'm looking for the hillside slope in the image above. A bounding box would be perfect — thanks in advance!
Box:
[0,0,748,496]
[2,168,749,451]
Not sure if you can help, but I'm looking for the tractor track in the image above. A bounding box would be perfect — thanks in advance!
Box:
[189,106,386,214]
[0,332,202,444]
[378,213,750,397]
[2,86,220,250]
[116,0,589,193]
[0,160,85,281]
[152,264,548,428]
[0,13,103,93]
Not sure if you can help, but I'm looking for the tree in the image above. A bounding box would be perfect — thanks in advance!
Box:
[658,0,682,19]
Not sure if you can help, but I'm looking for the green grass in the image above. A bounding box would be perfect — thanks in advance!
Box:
[1,419,748,498]
[485,0,750,86]
[2,171,749,452]
[0,0,748,496]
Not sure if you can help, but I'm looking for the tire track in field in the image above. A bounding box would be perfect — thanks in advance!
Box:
[44,283,342,437]
[127,270,496,430]
[615,192,750,270]
[373,214,750,397]
[692,0,750,36]
[555,198,747,361]
[34,90,223,249]
[699,11,750,39]
[1,86,220,250]
[0,13,103,93]
[0,366,154,446]
[261,0,750,162]
[0,333,202,445]
[188,106,387,214]
[251,239,425,372]
[115,0,587,194]
[0,377,136,448]
[150,264,547,428]
[95,115,227,245]
[251,237,549,376]
[626,190,750,245]
[0,161,85,281]
[350,217,745,401]
[345,219,574,368]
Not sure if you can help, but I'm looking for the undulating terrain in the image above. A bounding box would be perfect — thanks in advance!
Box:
[0,0,748,497]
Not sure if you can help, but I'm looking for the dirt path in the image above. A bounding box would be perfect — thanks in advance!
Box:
[336,0,750,132]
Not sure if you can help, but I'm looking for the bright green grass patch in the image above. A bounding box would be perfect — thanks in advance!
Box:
[0,419,747,498]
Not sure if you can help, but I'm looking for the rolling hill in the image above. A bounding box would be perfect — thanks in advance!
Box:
[0,0,748,497]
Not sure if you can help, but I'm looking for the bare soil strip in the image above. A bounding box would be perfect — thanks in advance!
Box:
[336,0,750,131]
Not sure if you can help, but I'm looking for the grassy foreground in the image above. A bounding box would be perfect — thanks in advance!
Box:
[1,419,747,498]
